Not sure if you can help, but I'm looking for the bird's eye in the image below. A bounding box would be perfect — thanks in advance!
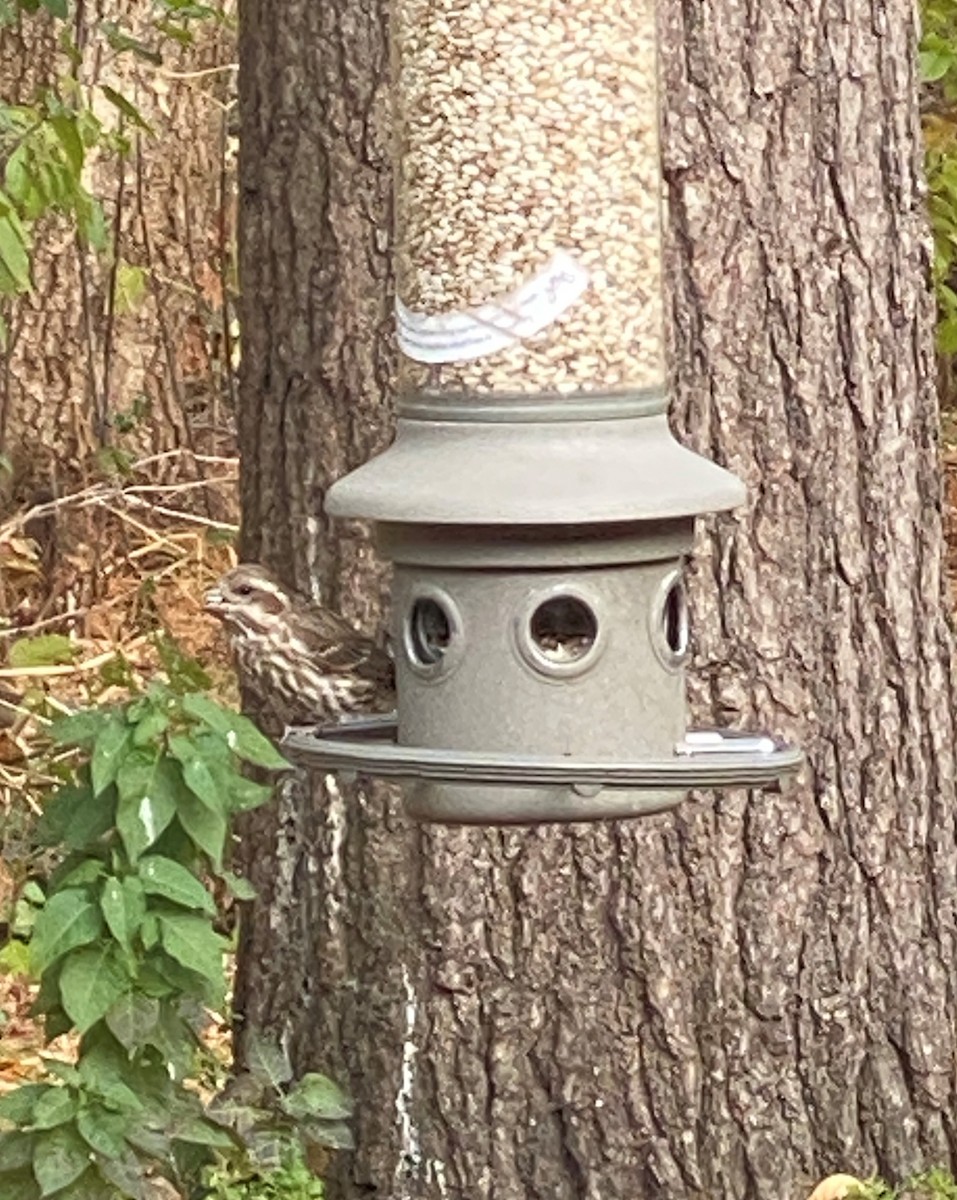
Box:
[235,584,253,598]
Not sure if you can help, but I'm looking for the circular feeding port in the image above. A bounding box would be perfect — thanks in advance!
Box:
[653,572,690,669]
[407,596,453,667]
[529,595,598,665]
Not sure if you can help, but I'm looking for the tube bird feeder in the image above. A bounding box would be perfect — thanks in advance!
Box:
[282,0,802,823]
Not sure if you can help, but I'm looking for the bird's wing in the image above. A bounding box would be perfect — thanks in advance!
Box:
[295,605,395,686]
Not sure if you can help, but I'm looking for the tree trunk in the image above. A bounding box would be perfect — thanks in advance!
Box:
[235,0,957,1198]
[0,2,235,493]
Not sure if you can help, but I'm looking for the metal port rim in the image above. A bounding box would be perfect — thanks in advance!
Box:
[281,717,804,789]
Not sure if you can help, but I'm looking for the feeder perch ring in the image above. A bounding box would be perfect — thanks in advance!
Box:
[281,717,803,792]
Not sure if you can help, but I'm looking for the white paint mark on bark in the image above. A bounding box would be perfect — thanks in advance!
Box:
[428,1158,449,1197]
[394,962,422,1196]
[324,773,346,923]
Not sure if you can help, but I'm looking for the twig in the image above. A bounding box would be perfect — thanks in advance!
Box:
[123,496,239,532]
[0,638,149,680]
[0,449,238,540]
[122,475,238,496]
[0,650,119,680]
[160,64,239,80]
[0,612,87,638]
[101,139,128,437]
[217,103,236,420]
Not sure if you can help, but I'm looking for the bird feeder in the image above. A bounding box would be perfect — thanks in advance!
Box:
[282,0,802,822]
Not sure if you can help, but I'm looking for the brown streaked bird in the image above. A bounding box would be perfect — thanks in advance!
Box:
[204,563,395,727]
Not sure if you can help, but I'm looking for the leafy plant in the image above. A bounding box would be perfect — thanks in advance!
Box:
[922,0,957,360]
[0,648,350,1200]
[209,1034,354,1177]
[848,1169,957,1199]
[0,0,230,351]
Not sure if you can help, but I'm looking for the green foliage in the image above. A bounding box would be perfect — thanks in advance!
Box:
[209,1034,356,1175]
[0,646,347,1200]
[0,0,230,351]
[922,0,957,361]
[203,1150,325,1200]
[851,1169,957,1199]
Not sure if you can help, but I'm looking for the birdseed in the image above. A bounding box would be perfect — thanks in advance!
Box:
[393,0,665,396]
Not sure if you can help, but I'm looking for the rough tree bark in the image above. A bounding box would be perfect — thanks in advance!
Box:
[0,2,235,494]
[236,0,957,1197]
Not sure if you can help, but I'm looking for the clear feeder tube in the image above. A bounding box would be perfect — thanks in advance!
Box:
[393,0,664,397]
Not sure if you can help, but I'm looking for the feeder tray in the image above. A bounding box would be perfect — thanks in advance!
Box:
[282,718,804,825]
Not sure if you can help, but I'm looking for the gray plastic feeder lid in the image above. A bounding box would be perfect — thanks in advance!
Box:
[327,392,746,526]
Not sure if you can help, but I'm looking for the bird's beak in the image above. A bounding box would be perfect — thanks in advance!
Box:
[204,586,225,613]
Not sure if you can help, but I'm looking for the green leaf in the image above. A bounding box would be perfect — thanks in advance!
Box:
[40,0,69,15]
[155,635,211,692]
[0,1131,35,1172]
[46,1011,74,1041]
[99,86,152,131]
[145,950,215,1003]
[0,939,32,976]
[130,702,168,747]
[113,261,148,317]
[139,914,160,952]
[59,1168,118,1200]
[115,756,180,862]
[54,858,105,889]
[38,1060,80,1088]
[220,869,257,901]
[30,891,102,973]
[38,782,115,851]
[156,912,226,984]
[58,945,130,1033]
[181,694,291,769]
[938,313,957,356]
[168,734,229,811]
[104,991,158,1051]
[77,1053,144,1116]
[50,115,83,174]
[303,1118,355,1151]
[76,1108,128,1160]
[100,20,163,63]
[91,716,131,797]
[174,794,226,867]
[138,856,214,913]
[169,1113,235,1149]
[7,635,76,669]
[95,1146,146,1198]
[75,194,106,250]
[0,1167,39,1200]
[0,214,30,293]
[28,1088,76,1130]
[227,775,275,813]
[0,1085,48,1125]
[99,877,145,954]
[49,711,110,749]
[244,1033,292,1089]
[921,46,954,81]
[282,1073,353,1121]
[32,1125,90,1195]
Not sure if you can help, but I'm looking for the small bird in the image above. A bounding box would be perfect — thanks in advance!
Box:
[204,563,395,728]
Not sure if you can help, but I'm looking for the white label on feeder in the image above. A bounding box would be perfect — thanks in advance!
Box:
[396,250,591,363]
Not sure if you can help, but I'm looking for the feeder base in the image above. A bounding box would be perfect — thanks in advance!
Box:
[404,782,685,825]
[280,717,803,826]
